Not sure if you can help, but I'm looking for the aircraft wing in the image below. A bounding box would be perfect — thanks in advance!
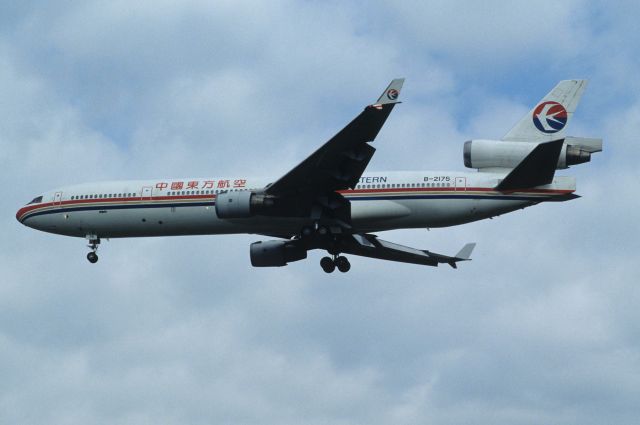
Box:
[265,78,404,198]
[337,234,476,268]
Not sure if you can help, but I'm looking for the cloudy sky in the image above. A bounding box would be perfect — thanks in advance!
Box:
[2,1,639,424]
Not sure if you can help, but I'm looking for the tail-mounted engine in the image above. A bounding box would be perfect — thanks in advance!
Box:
[250,240,308,267]
[463,137,602,170]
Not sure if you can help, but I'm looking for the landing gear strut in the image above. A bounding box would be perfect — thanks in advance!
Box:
[320,255,350,273]
[86,237,100,263]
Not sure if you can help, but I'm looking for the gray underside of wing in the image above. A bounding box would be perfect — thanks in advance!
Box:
[338,234,475,268]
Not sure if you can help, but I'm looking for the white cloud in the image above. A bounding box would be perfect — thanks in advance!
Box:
[2,1,640,425]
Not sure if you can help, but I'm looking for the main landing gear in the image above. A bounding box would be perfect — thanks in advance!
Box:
[300,222,350,273]
[320,255,351,273]
[86,237,100,264]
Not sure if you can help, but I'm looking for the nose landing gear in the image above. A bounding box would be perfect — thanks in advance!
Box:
[86,236,100,263]
[320,255,351,273]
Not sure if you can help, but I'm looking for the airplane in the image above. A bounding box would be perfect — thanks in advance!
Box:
[16,78,602,273]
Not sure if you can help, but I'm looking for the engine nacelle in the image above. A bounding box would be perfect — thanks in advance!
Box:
[215,190,277,219]
[250,240,307,267]
[463,137,602,170]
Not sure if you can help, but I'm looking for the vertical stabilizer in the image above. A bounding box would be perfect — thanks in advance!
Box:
[503,80,587,143]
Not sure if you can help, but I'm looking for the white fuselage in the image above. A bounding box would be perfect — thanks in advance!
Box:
[16,170,576,239]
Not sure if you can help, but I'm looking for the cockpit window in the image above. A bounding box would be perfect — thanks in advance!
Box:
[27,196,43,204]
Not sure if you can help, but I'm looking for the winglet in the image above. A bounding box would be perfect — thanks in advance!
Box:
[447,243,476,269]
[374,78,405,105]
[454,243,476,261]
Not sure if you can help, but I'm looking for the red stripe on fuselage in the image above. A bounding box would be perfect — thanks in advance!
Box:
[17,187,573,222]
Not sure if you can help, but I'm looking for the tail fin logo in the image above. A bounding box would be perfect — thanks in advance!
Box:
[532,101,568,133]
[386,89,399,100]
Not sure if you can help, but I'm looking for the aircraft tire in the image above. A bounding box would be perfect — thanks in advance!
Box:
[335,256,350,273]
[320,256,335,273]
[87,252,98,263]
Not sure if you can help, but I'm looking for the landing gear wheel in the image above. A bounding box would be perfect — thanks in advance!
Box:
[86,236,101,264]
[317,226,329,236]
[335,256,350,273]
[320,256,335,273]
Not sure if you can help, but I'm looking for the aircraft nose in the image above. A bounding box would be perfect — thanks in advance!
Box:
[16,206,28,224]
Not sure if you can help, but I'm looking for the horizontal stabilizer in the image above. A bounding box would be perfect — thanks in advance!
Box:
[496,139,564,192]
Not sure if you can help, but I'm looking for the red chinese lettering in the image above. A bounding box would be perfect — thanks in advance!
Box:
[187,180,199,189]
[171,181,183,190]
[155,182,168,190]
[202,180,215,189]
[233,179,247,188]
[217,180,230,188]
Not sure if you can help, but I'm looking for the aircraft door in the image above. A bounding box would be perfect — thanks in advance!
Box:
[455,177,466,191]
[54,191,63,206]
[141,186,153,200]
